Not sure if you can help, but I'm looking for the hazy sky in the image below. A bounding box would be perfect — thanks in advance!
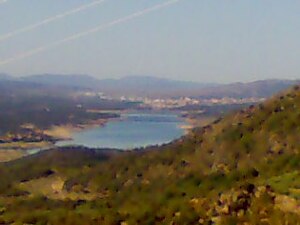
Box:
[0,0,299,82]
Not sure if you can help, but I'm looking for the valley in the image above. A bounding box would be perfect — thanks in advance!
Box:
[1,1,299,224]
[0,79,299,224]
[0,75,276,161]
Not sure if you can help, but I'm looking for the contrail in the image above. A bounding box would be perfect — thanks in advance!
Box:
[0,0,107,42]
[0,0,181,66]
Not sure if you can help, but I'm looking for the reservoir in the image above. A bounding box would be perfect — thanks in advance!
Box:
[57,112,185,149]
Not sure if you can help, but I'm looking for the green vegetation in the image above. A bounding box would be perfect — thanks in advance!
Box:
[0,86,300,224]
[0,95,134,134]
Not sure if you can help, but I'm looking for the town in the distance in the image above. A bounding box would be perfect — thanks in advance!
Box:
[0,73,296,157]
[1,0,299,223]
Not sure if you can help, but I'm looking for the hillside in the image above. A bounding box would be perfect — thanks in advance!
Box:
[22,74,217,97]
[197,79,299,98]
[95,76,218,97]
[0,86,300,224]
[21,74,100,89]
[0,73,11,80]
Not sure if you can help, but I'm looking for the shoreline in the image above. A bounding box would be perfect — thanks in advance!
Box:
[45,116,123,140]
[0,115,121,162]
[0,111,191,162]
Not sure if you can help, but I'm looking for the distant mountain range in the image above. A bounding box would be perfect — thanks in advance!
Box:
[20,74,219,97]
[0,73,299,98]
[21,74,100,89]
[0,73,12,80]
[196,79,300,98]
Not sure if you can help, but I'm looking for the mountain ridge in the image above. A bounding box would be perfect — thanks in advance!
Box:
[1,73,299,98]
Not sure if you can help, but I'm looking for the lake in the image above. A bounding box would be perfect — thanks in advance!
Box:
[57,112,186,149]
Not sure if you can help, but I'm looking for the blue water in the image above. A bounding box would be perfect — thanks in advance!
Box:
[57,113,185,149]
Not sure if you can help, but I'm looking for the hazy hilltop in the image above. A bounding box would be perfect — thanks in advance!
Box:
[0,73,12,80]
[0,85,300,224]
[21,74,218,97]
[7,73,300,98]
[95,76,218,97]
[197,79,300,98]
[21,74,100,89]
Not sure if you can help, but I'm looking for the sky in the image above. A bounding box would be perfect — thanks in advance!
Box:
[0,0,299,83]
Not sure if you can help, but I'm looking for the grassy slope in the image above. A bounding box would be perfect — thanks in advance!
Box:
[0,86,300,224]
